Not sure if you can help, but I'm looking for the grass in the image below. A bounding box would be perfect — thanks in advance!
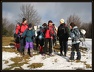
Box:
[3,60,9,64]
[2,48,18,53]
[3,55,30,70]
[4,60,28,70]
[80,61,92,68]
[2,37,15,46]
[27,63,43,68]
[2,37,91,70]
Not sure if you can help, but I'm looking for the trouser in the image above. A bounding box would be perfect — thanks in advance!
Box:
[24,42,33,55]
[39,39,44,53]
[53,38,56,46]
[59,38,68,55]
[44,38,52,54]
[70,43,81,60]
[19,38,25,53]
[35,37,39,50]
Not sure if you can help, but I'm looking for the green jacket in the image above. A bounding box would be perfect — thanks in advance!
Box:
[22,29,35,42]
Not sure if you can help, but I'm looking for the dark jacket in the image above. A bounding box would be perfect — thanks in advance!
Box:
[22,29,35,42]
[57,23,69,41]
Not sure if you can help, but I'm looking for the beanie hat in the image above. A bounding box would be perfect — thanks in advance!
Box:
[60,19,64,23]
[28,23,32,28]
[48,20,53,24]
[22,18,26,22]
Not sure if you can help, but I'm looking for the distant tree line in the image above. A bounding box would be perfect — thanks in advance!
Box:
[2,18,15,37]
[2,4,92,38]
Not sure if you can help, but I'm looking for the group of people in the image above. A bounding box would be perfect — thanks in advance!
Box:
[14,18,82,61]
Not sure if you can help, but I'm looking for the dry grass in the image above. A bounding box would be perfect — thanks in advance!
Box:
[85,64,92,68]
[2,48,18,53]
[28,63,43,68]
[2,37,15,46]
[14,67,23,70]
[10,57,24,63]
[3,60,9,64]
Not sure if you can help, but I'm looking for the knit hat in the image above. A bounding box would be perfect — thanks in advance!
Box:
[48,20,53,24]
[60,19,64,23]
[28,23,32,28]
[22,18,26,22]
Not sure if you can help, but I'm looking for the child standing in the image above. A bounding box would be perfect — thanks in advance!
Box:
[22,23,35,57]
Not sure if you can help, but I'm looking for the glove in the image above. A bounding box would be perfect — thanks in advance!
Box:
[14,33,18,38]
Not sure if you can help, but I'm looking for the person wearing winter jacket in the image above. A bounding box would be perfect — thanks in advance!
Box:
[22,23,35,57]
[37,26,44,54]
[44,20,55,56]
[57,19,69,56]
[69,22,81,61]
[52,24,58,46]
[15,18,28,55]
[14,22,20,51]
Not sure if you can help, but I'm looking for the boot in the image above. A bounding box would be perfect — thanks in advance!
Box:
[70,51,75,60]
[39,46,43,54]
[76,51,81,60]
[60,49,63,56]
[24,49,28,55]
[30,49,33,57]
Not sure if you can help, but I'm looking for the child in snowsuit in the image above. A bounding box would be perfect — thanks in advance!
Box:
[22,23,35,57]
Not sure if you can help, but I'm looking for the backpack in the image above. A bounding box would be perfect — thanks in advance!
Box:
[14,22,21,38]
[73,28,85,42]
[59,25,68,37]
[38,30,44,40]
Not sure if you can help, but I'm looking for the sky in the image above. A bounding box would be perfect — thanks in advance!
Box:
[2,2,92,27]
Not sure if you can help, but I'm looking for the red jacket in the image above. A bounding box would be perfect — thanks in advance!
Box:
[45,25,54,39]
[15,23,28,35]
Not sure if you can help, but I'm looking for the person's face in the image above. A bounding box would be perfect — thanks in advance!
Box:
[70,26,72,29]
[29,27,32,30]
[60,21,63,24]
[49,22,53,26]
[23,20,27,24]
[16,24,19,26]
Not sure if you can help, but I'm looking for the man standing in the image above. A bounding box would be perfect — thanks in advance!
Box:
[44,20,55,56]
[57,19,69,56]
[15,18,28,55]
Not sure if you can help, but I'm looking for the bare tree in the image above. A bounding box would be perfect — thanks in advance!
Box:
[7,23,15,36]
[17,4,41,25]
[67,14,81,28]
[2,17,15,36]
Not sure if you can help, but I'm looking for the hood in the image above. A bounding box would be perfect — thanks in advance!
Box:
[73,26,78,29]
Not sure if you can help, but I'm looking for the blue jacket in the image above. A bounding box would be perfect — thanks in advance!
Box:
[22,29,35,42]
[70,26,80,44]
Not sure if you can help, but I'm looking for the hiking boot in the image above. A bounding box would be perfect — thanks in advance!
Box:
[49,53,52,56]
[60,53,63,56]
[75,59,80,62]
[30,54,33,57]
[30,48,33,57]
[68,59,74,62]
[24,49,28,55]
[42,53,46,56]
[64,53,66,57]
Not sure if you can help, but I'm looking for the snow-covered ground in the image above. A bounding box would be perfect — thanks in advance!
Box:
[2,38,92,70]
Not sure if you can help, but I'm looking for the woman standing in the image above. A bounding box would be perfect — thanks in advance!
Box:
[69,22,81,61]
